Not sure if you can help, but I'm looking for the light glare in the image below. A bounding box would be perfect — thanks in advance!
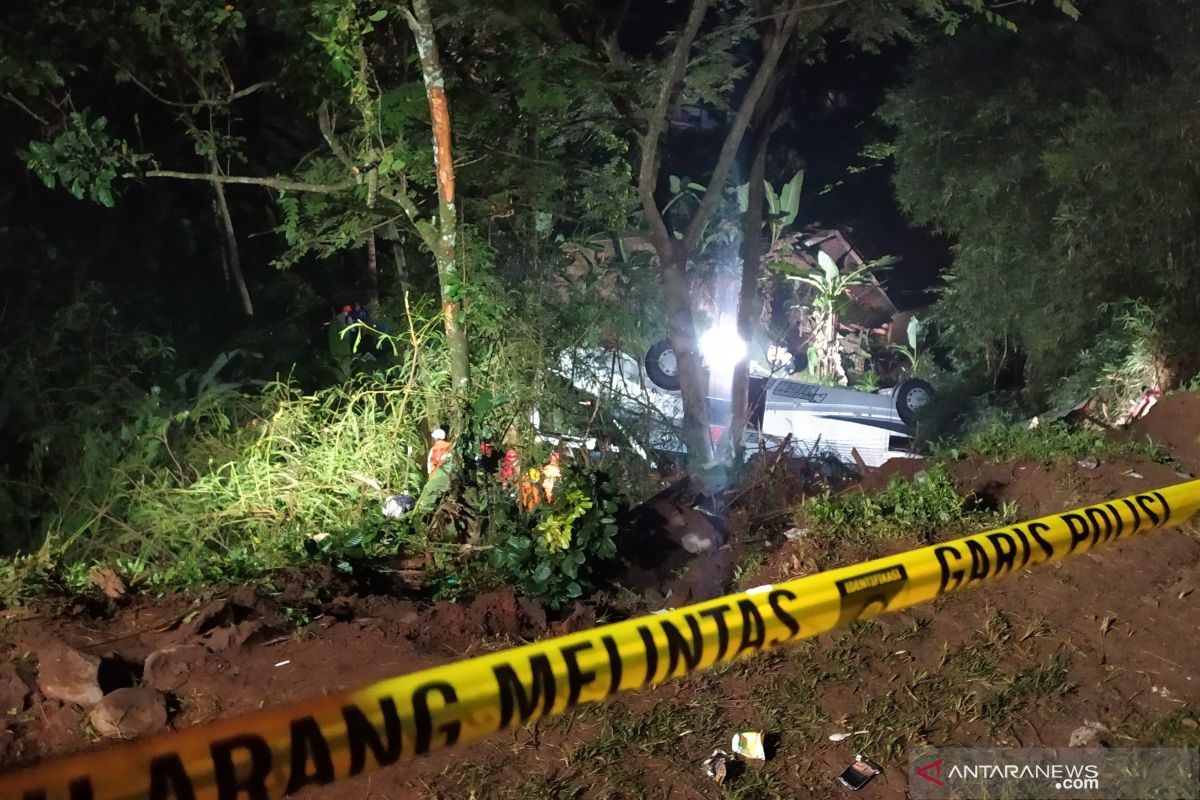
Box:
[699,326,747,368]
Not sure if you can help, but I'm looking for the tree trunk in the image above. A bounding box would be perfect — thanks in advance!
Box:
[406,0,470,406]
[388,224,410,295]
[661,245,713,461]
[364,232,378,312]
[209,156,253,317]
[212,197,232,289]
[630,0,803,466]
[728,126,771,462]
[813,310,846,385]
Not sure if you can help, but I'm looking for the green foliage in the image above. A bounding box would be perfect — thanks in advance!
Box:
[492,468,622,610]
[1050,300,1168,423]
[762,170,805,244]
[20,112,145,207]
[0,284,641,608]
[779,251,877,316]
[803,463,1008,545]
[883,1,1200,397]
[853,370,881,392]
[0,297,460,603]
[0,290,176,556]
[933,420,1163,465]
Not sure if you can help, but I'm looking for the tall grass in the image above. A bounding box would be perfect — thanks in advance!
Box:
[52,375,434,588]
[1,300,460,601]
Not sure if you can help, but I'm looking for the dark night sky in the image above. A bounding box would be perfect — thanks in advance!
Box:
[783,42,950,309]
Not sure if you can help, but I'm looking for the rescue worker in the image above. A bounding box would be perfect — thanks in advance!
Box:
[519,465,544,511]
[415,429,453,513]
[427,428,452,475]
[327,304,355,365]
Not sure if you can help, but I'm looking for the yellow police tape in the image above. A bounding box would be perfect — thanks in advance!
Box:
[4,479,1200,799]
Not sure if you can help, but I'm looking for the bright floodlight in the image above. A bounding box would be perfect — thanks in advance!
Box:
[699,326,747,369]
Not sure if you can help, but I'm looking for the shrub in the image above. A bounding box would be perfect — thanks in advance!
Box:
[934,420,1162,465]
[491,466,623,610]
[803,463,1010,545]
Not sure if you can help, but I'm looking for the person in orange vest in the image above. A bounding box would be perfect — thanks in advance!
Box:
[427,428,452,475]
[519,465,544,511]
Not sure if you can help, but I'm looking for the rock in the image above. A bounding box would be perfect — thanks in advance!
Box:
[551,605,596,637]
[228,585,258,610]
[518,597,548,631]
[36,642,103,707]
[88,688,168,739]
[0,666,31,714]
[143,645,207,693]
[1069,720,1111,748]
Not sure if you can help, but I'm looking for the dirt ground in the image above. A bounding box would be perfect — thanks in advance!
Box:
[2,396,1200,798]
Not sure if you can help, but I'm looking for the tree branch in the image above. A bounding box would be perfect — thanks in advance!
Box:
[111,60,272,110]
[378,187,423,226]
[638,0,712,256]
[143,170,355,193]
[318,101,357,172]
[0,91,50,126]
[681,0,803,255]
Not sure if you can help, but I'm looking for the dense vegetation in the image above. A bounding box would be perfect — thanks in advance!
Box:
[883,0,1200,409]
[2,0,1196,608]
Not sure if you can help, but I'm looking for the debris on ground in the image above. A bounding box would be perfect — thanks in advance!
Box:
[828,729,869,742]
[1077,456,1099,470]
[382,493,415,518]
[701,749,729,784]
[783,526,808,542]
[1068,720,1112,748]
[87,567,127,600]
[680,531,718,554]
[143,644,207,693]
[837,755,883,791]
[731,731,766,760]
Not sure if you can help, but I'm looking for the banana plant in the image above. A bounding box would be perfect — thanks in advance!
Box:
[666,169,806,250]
[771,250,892,384]
[890,314,926,373]
[737,169,804,245]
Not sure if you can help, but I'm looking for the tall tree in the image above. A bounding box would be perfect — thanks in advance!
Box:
[403,0,469,397]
